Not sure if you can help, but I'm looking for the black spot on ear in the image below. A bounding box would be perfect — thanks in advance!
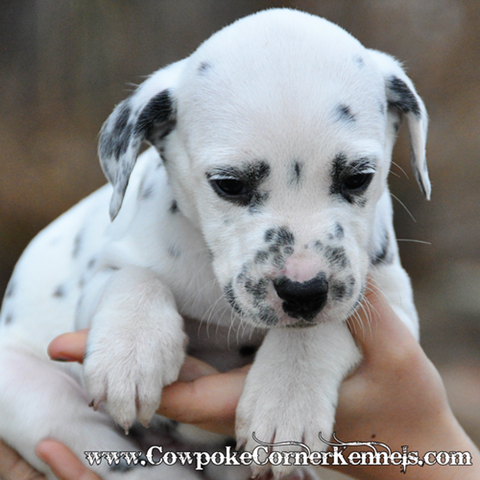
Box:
[135,90,176,143]
[198,61,211,74]
[169,200,179,214]
[239,344,258,357]
[99,101,134,163]
[335,104,356,123]
[387,77,421,117]
[53,285,66,298]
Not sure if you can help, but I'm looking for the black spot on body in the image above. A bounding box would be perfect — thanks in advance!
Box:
[335,104,356,123]
[5,313,13,324]
[87,258,96,270]
[335,223,344,239]
[353,55,365,68]
[5,281,15,298]
[53,285,66,298]
[387,77,421,117]
[72,231,83,258]
[169,200,179,214]
[168,246,181,259]
[198,61,211,74]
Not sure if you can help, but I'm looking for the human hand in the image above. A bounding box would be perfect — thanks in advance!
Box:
[13,283,480,479]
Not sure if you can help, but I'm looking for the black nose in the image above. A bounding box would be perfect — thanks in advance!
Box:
[273,275,328,321]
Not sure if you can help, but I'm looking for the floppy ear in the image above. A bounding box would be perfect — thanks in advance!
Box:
[369,50,431,200]
[98,61,184,220]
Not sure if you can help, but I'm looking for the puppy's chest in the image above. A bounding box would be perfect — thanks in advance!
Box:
[183,316,266,372]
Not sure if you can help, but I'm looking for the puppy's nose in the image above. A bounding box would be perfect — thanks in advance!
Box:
[273,275,328,321]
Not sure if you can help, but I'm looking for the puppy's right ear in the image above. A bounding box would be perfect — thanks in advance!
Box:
[99,61,185,220]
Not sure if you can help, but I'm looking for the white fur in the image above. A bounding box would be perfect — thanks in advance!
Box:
[0,9,428,479]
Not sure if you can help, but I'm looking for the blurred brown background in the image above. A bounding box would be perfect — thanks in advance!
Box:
[1,0,479,463]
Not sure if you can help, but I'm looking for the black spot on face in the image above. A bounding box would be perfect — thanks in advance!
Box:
[387,76,421,117]
[331,276,355,301]
[169,200,179,214]
[264,226,295,246]
[329,154,375,205]
[224,282,243,316]
[289,161,303,186]
[324,245,349,269]
[257,306,278,326]
[207,160,270,209]
[254,250,269,264]
[335,223,344,239]
[53,285,66,298]
[244,278,268,301]
[335,104,356,123]
[371,228,393,265]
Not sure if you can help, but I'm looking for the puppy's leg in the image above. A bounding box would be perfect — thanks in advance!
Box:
[0,348,200,479]
[79,265,187,431]
[236,321,361,478]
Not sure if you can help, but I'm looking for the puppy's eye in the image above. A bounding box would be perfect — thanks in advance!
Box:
[343,172,373,192]
[212,178,248,197]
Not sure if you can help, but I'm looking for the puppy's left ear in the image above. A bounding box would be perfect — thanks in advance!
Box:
[99,62,184,220]
[369,50,431,200]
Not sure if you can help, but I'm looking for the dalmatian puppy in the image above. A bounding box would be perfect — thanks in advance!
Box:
[0,8,429,480]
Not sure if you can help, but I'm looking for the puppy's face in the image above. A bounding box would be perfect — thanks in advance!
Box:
[99,10,429,328]
[166,30,388,328]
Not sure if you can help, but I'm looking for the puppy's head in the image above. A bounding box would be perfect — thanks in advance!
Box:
[99,9,429,328]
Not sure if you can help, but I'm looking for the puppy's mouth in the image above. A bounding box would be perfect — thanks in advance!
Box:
[223,274,337,328]
[224,272,355,328]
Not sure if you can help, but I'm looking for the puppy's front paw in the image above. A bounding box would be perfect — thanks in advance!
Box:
[83,314,186,432]
[236,372,336,478]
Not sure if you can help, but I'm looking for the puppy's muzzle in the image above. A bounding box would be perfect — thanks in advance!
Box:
[274,274,328,322]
